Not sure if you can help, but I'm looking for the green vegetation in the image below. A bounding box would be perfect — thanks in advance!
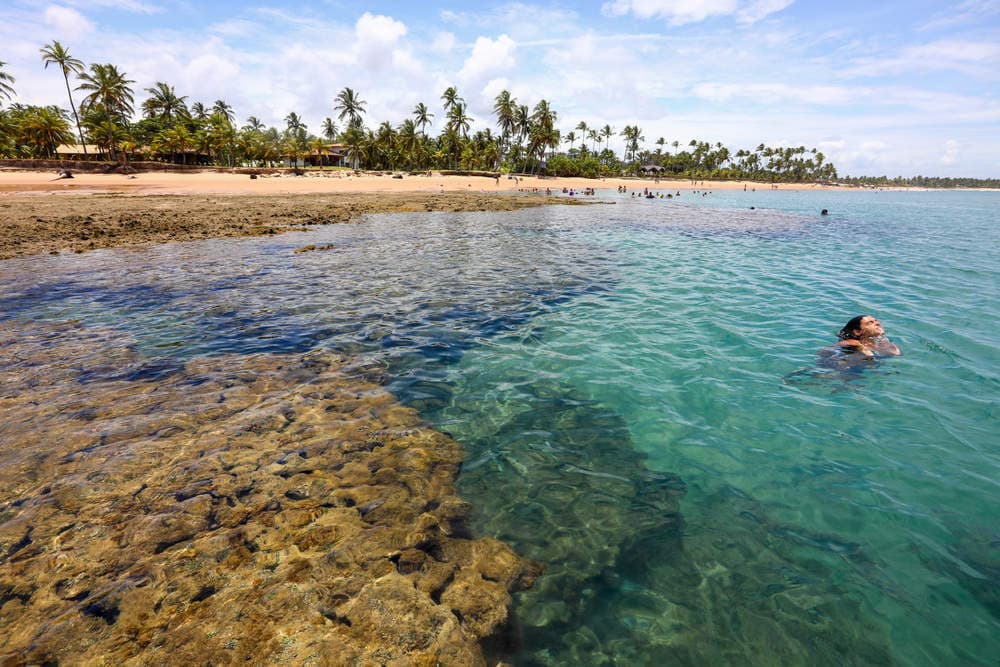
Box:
[0,43,993,186]
[840,175,1000,189]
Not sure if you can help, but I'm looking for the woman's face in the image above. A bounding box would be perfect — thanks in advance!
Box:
[855,316,885,339]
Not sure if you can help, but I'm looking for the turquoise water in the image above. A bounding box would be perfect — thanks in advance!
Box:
[2,189,998,664]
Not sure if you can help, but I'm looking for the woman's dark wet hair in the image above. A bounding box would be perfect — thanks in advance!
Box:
[837,315,866,340]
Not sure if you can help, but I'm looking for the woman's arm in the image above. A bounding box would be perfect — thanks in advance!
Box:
[876,339,901,356]
[837,339,874,355]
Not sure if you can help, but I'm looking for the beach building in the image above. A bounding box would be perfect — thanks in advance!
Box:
[54,144,102,160]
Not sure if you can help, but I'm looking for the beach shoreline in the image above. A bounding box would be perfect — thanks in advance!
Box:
[0,169,838,260]
[0,167,836,197]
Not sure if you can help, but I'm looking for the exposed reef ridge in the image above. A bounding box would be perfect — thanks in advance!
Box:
[0,319,539,665]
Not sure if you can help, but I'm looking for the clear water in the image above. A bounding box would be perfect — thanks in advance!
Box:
[1,189,997,665]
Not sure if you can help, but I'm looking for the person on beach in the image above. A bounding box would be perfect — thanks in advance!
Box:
[832,315,901,357]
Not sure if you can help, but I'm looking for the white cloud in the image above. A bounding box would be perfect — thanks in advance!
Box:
[458,34,517,92]
[601,0,792,25]
[941,139,960,165]
[353,13,408,70]
[736,0,795,24]
[44,5,95,40]
[208,19,259,37]
[61,0,161,14]
[849,39,1000,78]
[691,81,857,105]
[431,31,456,53]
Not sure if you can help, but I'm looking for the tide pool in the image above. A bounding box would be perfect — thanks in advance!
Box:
[1,188,997,664]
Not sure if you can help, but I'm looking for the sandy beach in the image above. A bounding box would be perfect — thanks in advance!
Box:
[0,168,832,198]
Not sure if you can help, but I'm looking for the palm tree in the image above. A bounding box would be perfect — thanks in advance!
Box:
[397,118,419,168]
[284,111,305,135]
[243,116,265,132]
[530,99,558,172]
[190,102,208,121]
[0,61,15,105]
[212,99,234,124]
[77,63,134,119]
[447,101,472,138]
[575,121,589,151]
[493,90,516,160]
[440,86,463,114]
[309,136,327,169]
[321,117,338,141]
[601,124,615,154]
[141,81,188,125]
[20,106,73,157]
[511,104,530,170]
[564,130,577,151]
[341,122,365,168]
[412,102,433,136]
[76,63,134,160]
[40,41,86,153]
[334,87,367,129]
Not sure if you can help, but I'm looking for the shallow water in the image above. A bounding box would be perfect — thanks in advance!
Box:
[1,189,998,664]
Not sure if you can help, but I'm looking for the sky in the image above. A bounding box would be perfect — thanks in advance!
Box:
[2,0,999,177]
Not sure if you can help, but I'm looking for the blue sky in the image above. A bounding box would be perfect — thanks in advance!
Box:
[2,0,998,177]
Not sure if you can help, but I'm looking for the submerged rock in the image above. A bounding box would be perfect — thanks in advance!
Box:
[0,319,538,664]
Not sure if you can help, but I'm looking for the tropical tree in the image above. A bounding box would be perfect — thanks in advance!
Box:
[341,122,364,168]
[528,99,558,172]
[190,102,208,121]
[212,99,234,124]
[397,118,420,168]
[0,61,15,105]
[160,124,193,164]
[412,102,433,136]
[493,90,516,162]
[440,86,463,114]
[243,116,265,132]
[321,117,338,141]
[77,63,134,119]
[19,106,73,157]
[564,130,577,151]
[141,81,188,125]
[575,121,590,151]
[601,124,615,155]
[40,41,86,152]
[447,101,472,138]
[309,136,327,169]
[284,111,306,136]
[334,87,367,129]
[76,63,134,159]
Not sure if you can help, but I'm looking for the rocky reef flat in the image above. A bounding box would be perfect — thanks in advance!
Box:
[0,320,539,664]
[0,191,574,260]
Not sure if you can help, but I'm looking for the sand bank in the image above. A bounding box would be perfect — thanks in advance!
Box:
[0,168,834,197]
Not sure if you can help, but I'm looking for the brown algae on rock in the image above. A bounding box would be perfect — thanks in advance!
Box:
[0,319,539,665]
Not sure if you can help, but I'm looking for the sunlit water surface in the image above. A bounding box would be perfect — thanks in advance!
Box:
[2,188,998,665]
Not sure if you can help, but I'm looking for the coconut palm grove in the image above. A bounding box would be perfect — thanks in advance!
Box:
[0,42,848,183]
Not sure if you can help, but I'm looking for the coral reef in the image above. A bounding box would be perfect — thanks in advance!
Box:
[0,320,538,665]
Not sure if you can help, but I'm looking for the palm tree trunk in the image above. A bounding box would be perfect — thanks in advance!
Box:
[62,72,87,156]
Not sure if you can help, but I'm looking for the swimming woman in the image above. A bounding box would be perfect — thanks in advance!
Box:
[833,315,901,357]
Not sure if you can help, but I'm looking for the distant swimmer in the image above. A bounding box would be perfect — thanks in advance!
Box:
[821,209,829,215]
[830,315,901,358]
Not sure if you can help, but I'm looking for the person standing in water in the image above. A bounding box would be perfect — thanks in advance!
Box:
[835,315,901,356]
